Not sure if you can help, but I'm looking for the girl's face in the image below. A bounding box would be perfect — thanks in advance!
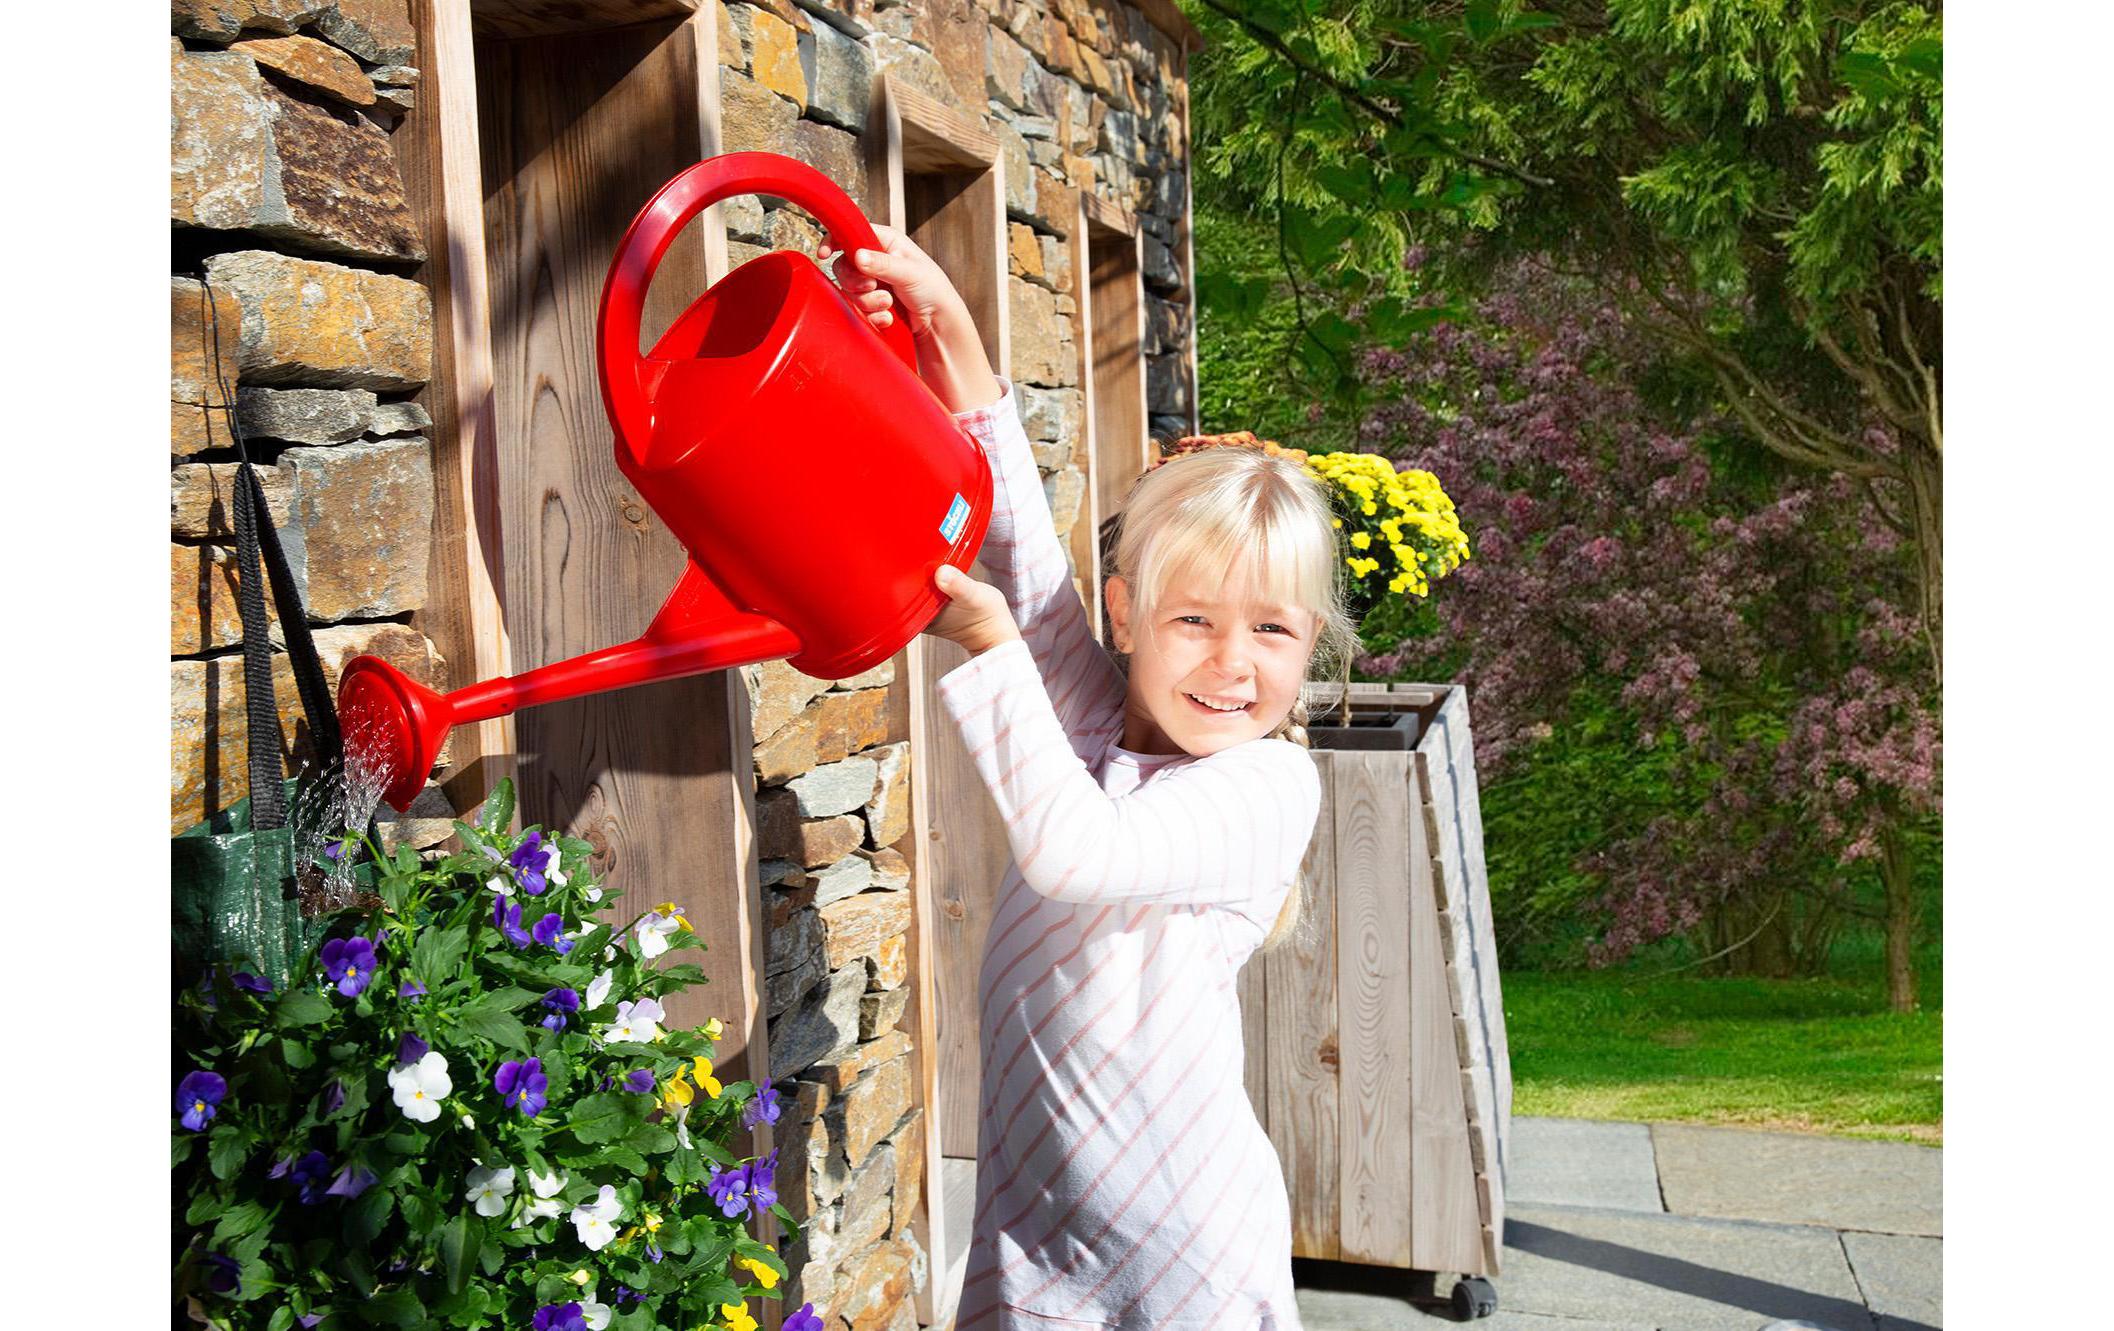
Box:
[1104,574,1317,758]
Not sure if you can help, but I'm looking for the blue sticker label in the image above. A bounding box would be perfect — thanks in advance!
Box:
[939,492,970,544]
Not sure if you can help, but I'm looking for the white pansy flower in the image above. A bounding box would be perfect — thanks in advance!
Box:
[387,1050,452,1122]
[486,873,511,897]
[633,903,688,959]
[464,1164,515,1217]
[541,841,568,890]
[569,1184,623,1251]
[580,1300,611,1330]
[585,885,604,903]
[600,996,665,1045]
[513,1167,567,1228]
[584,969,614,1012]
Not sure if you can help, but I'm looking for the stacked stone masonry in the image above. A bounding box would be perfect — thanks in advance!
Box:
[170,0,451,852]
[172,2,1193,1326]
[720,4,1194,1324]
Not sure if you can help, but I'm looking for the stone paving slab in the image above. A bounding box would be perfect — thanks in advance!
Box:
[1652,1124,1942,1237]
[1497,1203,1876,1331]
[1510,1118,1667,1213]
[1291,1257,1659,1331]
[1840,1230,1942,1331]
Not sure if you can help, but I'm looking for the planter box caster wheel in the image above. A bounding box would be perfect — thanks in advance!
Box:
[1450,1276,1497,1320]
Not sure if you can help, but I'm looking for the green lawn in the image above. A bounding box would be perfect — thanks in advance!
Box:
[1500,949,1942,1145]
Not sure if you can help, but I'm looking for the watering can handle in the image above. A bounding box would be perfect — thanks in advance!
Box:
[598,152,919,453]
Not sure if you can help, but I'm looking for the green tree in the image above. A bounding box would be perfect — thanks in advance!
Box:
[1183,0,1942,688]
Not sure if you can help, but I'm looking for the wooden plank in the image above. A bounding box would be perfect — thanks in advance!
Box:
[1084,220,1148,540]
[1405,746,1484,1275]
[1267,748,1341,1260]
[1080,187,1136,238]
[1064,191,1103,639]
[475,3,757,1086]
[879,74,1008,1330]
[1139,0,1203,48]
[470,0,697,39]
[1170,40,1199,435]
[400,0,516,814]
[888,73,998,171]
[1332,750,1413,1267]
[1235,908,1269,1130]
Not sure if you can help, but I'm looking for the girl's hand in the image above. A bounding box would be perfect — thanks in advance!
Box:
[819,222,1002,414]
[819,223,964,343]
[924,564,1021,656]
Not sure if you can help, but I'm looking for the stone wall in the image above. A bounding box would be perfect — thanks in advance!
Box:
[170,0,452,846]
[721,6,1195,1327]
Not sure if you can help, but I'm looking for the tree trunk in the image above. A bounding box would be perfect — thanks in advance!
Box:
[1879,819,1917,1012]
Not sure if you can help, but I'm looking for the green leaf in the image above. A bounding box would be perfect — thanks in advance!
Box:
[442,1212,481,1295]
[279,1036,316,1069]
[208,1127,253,1181]
[411,925,469,990]
[275,990,335,1029]
[455,1005,530,1052]
[211,1199,269,1241]
[364,1289,425,1326]
[599,1145,650,1175]
[627,1122,677,1156]
[567,1092,641,1145]
[1465,0,1499,43]
[342,1186,392,1247]
[480,778,517,836]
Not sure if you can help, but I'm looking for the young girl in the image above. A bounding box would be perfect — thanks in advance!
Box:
[823,226,1359,1330]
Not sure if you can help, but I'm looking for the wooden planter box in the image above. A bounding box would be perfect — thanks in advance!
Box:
[1236,681,1512,1284]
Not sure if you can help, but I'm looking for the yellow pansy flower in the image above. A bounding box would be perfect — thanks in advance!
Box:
[568,1269,592,1286]
[693,1056,722,1099]
[661,1071,696,1110]
[719,1301,758,1331]
[704,1017,724,1041]
[734,1255,780,1289]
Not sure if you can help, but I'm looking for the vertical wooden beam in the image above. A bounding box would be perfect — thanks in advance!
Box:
[474,4,768,1289]
[873,72,1006,1331]
[1265,749,1343,1261]
[402,0,515,812]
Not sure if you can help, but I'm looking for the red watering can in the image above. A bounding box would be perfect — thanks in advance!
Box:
[338,152,994,811]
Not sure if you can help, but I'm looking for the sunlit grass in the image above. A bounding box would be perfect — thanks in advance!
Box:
[1502,946,1942,1146]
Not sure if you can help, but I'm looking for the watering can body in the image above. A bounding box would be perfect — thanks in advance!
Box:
[340,152,993,810]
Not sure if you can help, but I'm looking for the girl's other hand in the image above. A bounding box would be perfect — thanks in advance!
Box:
[819,223,965,343]
[924,563,1021,656]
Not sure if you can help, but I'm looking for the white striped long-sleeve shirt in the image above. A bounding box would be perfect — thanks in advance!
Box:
[933,376,1322,1329]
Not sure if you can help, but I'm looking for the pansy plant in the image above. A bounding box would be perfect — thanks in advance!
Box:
[173,779,814,1331]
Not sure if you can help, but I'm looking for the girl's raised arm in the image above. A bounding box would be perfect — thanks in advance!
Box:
[935,636,1321,925]
[825,230,1129,750]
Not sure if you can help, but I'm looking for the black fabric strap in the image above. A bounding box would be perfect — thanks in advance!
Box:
[199,276,344,832]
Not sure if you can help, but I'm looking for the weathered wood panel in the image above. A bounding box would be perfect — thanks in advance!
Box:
[1266,748,1341,1259]
[475,16,756,1077]
[401,0,515,812]
[1084,221,1147,550]
[1333,749,1414,1267]
[470,0,697,39]
[1404,745,1483,1275]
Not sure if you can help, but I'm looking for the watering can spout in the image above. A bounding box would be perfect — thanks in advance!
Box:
[339,563,802,811]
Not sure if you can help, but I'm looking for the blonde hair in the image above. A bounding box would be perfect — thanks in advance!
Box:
[1097,442,1362,955]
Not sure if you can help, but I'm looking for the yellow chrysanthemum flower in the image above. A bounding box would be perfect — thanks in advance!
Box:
[1350,531,1371,550]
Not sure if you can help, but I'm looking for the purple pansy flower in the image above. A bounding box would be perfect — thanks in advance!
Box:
[622,1068,656,1094]
[705,1161,750,1218]
[325,1163,378,1200]
[323,838,347,862]
[510,831,548,895]
[646,1237,663,1263]
[297,1316,323,1329]
[612,1285,641,1306]
[176,1070,226,1132]
[783,1305,827,1331]
[200,1251,241,1296]
[321,1079,345,1115]
[539,987,580,1032]
[743,1148,778,1210]
[287,1150,332,1205]
[530,1302,587,1331]
[231,971,273,995]
[743,1084,782,1129]
[398,978,427,1001]
[319,936,377,998]
[494,1057,548,1117]
[492,896,533,949]
[397,1032,429,1066]
[531,912,573,955]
